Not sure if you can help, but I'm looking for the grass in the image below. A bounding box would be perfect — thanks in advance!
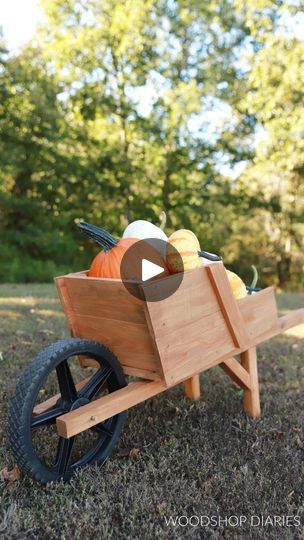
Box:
[0,283,303,539]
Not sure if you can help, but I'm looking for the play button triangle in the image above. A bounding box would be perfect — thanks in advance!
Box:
[120,238,184,301]
[142,259,165,282]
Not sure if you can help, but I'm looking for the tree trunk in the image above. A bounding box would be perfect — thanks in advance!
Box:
[162,166,171,226]
[276,254,292,288]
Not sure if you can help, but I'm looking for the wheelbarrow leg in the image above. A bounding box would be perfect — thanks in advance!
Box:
[184,374,200,400]
[241,347,260,417]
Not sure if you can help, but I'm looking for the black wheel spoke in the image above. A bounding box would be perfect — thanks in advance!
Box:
[31,407,65,429]
[91,420,113,437]
[56,361,77,403]
[78,366,112,400]
[54,437,75,474]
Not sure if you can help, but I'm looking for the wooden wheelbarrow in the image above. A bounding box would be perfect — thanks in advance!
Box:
[8,262,304,484]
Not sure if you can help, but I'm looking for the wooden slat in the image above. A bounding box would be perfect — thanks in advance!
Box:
[160,316,233,373]
[250,309,304,347]
[206,263,250,349]
[33,376,92,415]
[140,272,188,303]
[219,358,251,390]
[69,316,156,355]
[56,380,167,438]
[72,304,146,324]
[63,275,144,305]
[80,349,158,370]
[238,287,278,340]
[79,356,161,381]
[241,348,260,417]
[141,269,219,338]
[122,366,161,381]
[56,274,163,378]
[184,375,200,400]
[55,277,78,336]
[68,279,146,323]
[172,306,304,388]
[164,329,236,386]
[64,275,146,324]
[142,267,235,385]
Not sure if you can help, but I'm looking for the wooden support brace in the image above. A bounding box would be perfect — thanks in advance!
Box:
[184,374,200,400]
[241,347,260,417]
[206,263,250,349]
[220,358,251,390]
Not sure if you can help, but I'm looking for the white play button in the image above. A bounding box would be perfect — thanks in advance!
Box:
[120,238,184,301]
[142,259,165,282]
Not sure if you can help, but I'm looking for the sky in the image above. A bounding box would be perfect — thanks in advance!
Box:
[1,1,303,52]
[0,0,41,51]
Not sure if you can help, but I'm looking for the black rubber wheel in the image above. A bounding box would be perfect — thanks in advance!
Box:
[8,338,127,484]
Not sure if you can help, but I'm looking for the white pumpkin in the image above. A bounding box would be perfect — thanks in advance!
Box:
[123,220,168,257]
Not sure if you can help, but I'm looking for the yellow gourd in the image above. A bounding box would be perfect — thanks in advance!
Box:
[167,229,201,273]
[226,269,247,299]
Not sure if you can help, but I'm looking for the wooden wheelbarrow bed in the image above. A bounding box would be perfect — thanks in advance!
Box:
[52,262,304,439]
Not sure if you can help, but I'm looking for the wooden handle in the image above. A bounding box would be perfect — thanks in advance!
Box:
[278,309,304,332]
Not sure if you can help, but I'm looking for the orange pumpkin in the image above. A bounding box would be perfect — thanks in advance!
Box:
[80,222,170,280]
[89,237,138,279]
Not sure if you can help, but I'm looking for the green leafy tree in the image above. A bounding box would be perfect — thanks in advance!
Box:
[39,0,250,239]
[0,0,303,287]
[232,0,304,287]
[0,45,89,281]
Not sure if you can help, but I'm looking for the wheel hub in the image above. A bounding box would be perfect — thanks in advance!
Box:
[70,397,90,411]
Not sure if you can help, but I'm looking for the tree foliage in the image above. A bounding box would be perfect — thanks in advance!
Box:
[0,0,303,288]
[231,0,304,287]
